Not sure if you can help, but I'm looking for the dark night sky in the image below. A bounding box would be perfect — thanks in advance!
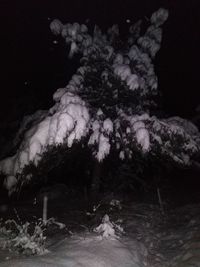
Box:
[1,0,200,126]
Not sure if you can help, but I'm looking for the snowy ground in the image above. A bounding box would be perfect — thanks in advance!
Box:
[0,195,200,267]
[0,234,146,267]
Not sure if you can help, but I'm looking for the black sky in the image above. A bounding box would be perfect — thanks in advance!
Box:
[1,0,200,125]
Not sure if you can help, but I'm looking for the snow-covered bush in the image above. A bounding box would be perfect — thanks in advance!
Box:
[0,218,47,255]
[0,216,66,255]
[94,214,124,238]
[0,8,200,194]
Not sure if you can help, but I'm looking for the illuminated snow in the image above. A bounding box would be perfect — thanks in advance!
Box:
[94,214,116,238]
[50,19,63,35]
[114,64,131,81]
[53,88,66,102]
[0,232,146,267]
[126,74,139,90]
[138,36,160,58]
[135,127,150,151]
[164,116,199,136]
[150,8,169,27]
[103,118,113,134]
[119,151,125,160]
[97,109,103,116]
[69,41,78,58]
[128,45,140,61]
[132,121,146,132]
[0,92,89,185]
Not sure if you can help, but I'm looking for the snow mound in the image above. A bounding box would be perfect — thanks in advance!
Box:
[0,234,146,267]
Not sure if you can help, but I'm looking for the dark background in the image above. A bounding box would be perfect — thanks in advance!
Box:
[1,0,200,126]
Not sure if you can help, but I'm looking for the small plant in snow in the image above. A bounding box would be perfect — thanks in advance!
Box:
[0,215,68,255]
[1,218,47,255]
[94,214,124,238]
[94,214,116,238]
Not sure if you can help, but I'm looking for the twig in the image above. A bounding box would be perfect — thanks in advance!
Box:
[43,195,48,225]
[157,187,165,215]
[13,208,23,225]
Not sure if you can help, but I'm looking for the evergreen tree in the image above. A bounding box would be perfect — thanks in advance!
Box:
[0,8,200,195]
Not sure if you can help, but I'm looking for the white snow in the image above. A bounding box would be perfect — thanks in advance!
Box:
[137,36,160,58]
[13,110,48,147]
[53,88,66,102]
[69,41,78,58]
[0,234,145,267]
[114,64,131,81]
[50,19,63,35]
[103,118,113,134]
[88,123,100,146]
[71,74,83,86]
[153,134,162,145]
[0,92,89,187]
[147,75,158,90]
[94,214,116,238]
[126,74,139,91]
[132,121,146,132]
[135,127,150,152]
[97,109,103,116]
[119,151,125,160]
[164,116,199,136]
[128,45,140,61]
[150,8,169,27]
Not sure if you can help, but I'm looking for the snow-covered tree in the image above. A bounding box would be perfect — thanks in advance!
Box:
[0,8,200,195]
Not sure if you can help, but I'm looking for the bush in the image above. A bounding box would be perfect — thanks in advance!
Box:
[0,217,47,255]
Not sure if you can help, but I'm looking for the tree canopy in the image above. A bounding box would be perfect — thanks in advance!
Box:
[0,8,200,195]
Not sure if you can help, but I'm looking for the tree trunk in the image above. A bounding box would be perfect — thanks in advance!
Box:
[90,160,101,203]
